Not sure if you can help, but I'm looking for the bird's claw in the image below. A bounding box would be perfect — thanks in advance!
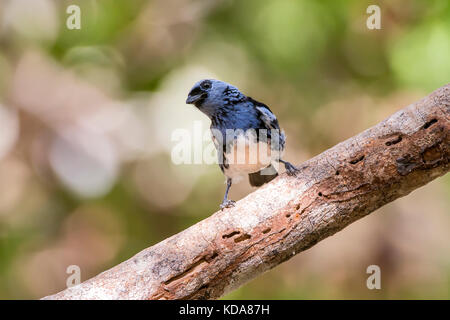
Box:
[220,199,236,210]
[284,162,299,176]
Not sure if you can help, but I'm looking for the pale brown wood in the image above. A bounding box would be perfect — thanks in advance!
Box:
[43,84,450,300]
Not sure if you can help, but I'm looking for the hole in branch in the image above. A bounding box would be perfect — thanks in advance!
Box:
[349,155,365,165]
[423,118,437,129]
[262,228,271,234]
[234,234,251,243]
[207,252,218,261]
[386,136,402,146]
[222,231,240,239]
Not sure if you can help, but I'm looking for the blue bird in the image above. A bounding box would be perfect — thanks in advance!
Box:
[186,79,298,209]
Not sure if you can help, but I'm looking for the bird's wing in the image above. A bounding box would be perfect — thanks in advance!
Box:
[247,96,285,150]
[247,97,280,131]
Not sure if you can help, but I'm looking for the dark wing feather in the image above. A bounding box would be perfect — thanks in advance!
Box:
[247,96,285,150]
[246,97,280,131]
[246,97,283,186]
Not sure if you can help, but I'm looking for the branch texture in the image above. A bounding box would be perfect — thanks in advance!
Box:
[44,84,450,300]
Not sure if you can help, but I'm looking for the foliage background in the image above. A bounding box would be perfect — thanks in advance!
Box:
[0,0,449,299]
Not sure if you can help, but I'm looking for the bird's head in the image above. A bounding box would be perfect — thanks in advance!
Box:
[186,79,243,118]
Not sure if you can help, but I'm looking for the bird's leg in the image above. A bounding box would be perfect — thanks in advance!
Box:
[220,178,236,210]
[279,159,299,176]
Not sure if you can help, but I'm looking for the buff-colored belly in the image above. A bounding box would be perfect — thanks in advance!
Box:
[222,135,281,180]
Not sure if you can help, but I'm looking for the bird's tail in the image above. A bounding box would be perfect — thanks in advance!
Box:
[248,165,278,187]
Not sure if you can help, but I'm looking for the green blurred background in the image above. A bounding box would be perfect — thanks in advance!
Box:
[0,0,449,299]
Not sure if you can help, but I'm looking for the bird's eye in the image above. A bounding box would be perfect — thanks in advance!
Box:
[201,80,211,89]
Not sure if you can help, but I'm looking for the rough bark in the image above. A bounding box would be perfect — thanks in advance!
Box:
[43,84,450,300]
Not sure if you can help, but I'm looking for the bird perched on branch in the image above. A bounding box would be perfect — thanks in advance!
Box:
[186,79,298,209]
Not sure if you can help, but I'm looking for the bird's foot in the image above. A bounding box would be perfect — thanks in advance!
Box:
[220,199,236,210]
[284,161,299,176]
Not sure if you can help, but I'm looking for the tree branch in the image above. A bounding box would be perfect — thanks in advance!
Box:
[43,84,450,300]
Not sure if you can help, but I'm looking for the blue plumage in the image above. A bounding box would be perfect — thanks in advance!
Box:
[186,79,298,209]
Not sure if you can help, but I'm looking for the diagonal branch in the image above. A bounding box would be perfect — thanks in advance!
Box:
[43,84,450,300]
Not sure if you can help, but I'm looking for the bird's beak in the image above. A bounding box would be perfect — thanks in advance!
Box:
[186,94,203,104]
[186,93,208,104]
[186,86,207,104]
